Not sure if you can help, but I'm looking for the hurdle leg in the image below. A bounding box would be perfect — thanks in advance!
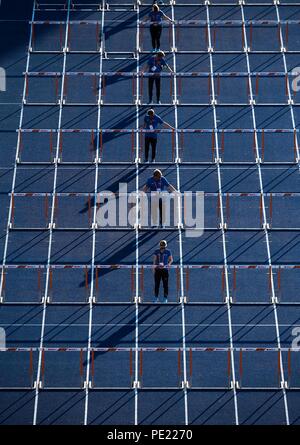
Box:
[85,266,89,301]
[277,266,281,302]
[239,349,243,388]
[232,266,237,303]
[261,128,264,161]
[95,266,99,301]
[38,266,42,300]
[50,129,54,162]
[59,129,63,161]
[139,348,143,386]
[10,193,15,228]
[91,350,95,388]
[48,266,53,302]
[29,349,34,388]
[178,349,182,387]
[176,266,180,303]
[80,348,84,388]
[287,348,291,388]
[269,192,273,227]
[41,348,45,388]
[0,267,6,302]
[189,348,193,387]
[227,349,232,389]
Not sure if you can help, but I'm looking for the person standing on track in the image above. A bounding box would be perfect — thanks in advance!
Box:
[153,239,173,303]
[143,168,177,228]
[143,108,174,163]
[141,51,173,104]
[149,3,173,52]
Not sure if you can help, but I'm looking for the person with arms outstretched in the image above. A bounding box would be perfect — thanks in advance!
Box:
[153,239,173,303]
[143,108,174,163]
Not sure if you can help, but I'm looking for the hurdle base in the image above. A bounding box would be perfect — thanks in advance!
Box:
[41,295,51,304]
[179,296,188,304]
[225,295,233,304]
[33,380,43,389]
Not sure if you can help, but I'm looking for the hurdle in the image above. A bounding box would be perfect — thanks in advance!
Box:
[187,348,233,389]
[40,348,86,389]
[138,348,183,389]
[0,348,35,389]
[238,348,283,389]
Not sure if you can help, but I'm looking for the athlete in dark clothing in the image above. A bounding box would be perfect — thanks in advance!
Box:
[143,109,174,162]
[143,169,177,227]
[153,239,173,303]
[149,4,172,51]
[141,51,173,104]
